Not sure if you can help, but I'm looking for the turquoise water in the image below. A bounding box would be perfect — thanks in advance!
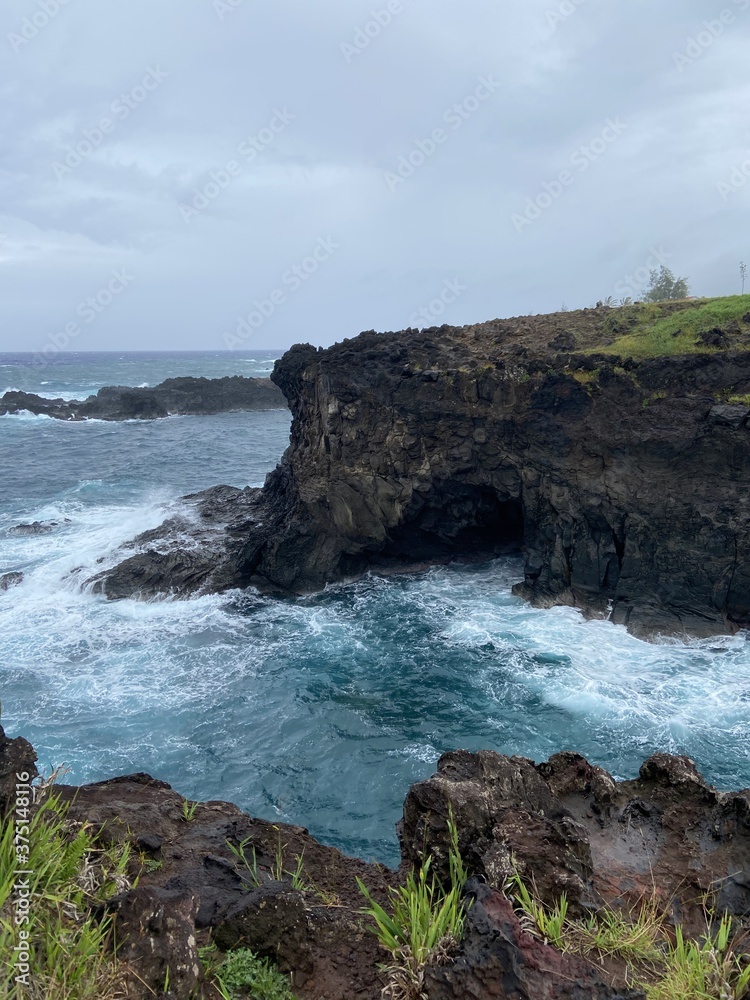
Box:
[2,352,750,865]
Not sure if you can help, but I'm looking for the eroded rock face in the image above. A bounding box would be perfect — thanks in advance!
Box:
[425,881,644,1000]
[402,749,750,936]
[0,376,286,421]
[92,312,750,636]
[107,886,201,997]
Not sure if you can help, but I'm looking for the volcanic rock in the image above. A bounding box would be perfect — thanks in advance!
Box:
[0,375,286,421]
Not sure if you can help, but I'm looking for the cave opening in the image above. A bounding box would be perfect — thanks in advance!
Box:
[375,484,524,567]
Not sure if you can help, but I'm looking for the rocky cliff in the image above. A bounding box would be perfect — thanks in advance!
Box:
[0,375,286,420]
[4,723,749,999]
[93,299,750,637]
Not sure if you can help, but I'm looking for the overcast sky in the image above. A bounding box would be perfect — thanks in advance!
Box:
[1,0,748,353]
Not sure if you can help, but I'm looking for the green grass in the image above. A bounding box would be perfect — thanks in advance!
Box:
[645,916,750,1000]
[358,814,469,1000]
[580,900,664,963]
[227,830,311,892]
[0,791,132,999]
[727,393,750,406]
[511,871,570,949]
[508,875,750,998]
[597,296,750,358]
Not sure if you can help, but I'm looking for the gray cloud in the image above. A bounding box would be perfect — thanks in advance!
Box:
[1,0,748,351]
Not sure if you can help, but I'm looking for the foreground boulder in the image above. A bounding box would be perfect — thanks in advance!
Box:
[0,375,286,421]
[92,302,750,636]
[402,749,750,935]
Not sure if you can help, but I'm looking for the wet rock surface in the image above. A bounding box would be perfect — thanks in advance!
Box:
[92,307,750,637]
[85,485,266,599]
[33,746,748,999]
[0,375,286,421]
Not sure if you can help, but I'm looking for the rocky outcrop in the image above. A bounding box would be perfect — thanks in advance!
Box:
[0,723,37,815]
[85,485,266,599]
[0,376,286,421]
[0,571,24,591]
[402,749,750,937]
[93,305,750,636]
[5,741,743,999]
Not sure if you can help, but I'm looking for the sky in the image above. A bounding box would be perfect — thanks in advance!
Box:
[0,0,749,353]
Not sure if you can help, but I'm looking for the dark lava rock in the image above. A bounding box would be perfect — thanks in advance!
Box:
[402,749,750,938]
[0,734,734,1000]
[8,520,57,535]
[0,724,38,816]
[708,403,749,428]
[548,330,577,351]
[0,376,286,421]
[85,485,265,600]
[424,881,644,999]
[91,317,750,637]
[107,886,201,997]
[697,326,729,348]
[0,571,24,590]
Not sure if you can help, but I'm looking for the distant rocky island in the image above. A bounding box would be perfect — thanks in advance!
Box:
[0,375,287,421]
[91,296,750,638]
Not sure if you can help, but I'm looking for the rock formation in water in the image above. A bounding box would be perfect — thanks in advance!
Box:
[0,375,286,421]
[4,720,749,1000]
[93,300,750,637]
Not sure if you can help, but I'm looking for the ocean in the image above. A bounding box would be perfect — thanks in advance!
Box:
[1,351,749,865]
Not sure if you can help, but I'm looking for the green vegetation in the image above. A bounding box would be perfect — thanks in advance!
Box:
[181,797,199,822]
[358,815,469,1000]
[511,872,569,948]
[646,917,750,1000]
[0,792,132,1000]
[203,945,298,1000]
[727,393,750,406]
[227,830,311,891]
[643,265,690,302]
[598,296,750,359]
[508,874,750,999]
[570,369,599,391]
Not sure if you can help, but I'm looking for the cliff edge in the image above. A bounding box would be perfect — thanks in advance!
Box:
[92,297,750,637]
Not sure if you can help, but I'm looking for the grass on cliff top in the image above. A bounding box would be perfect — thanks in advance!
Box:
[595,295,750,359]
[0,790,133,1000]
[510,871,750,999]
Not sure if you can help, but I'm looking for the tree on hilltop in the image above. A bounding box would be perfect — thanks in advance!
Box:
[643,266,690,302]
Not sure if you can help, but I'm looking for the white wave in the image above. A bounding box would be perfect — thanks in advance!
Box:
[0,409,54,421]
